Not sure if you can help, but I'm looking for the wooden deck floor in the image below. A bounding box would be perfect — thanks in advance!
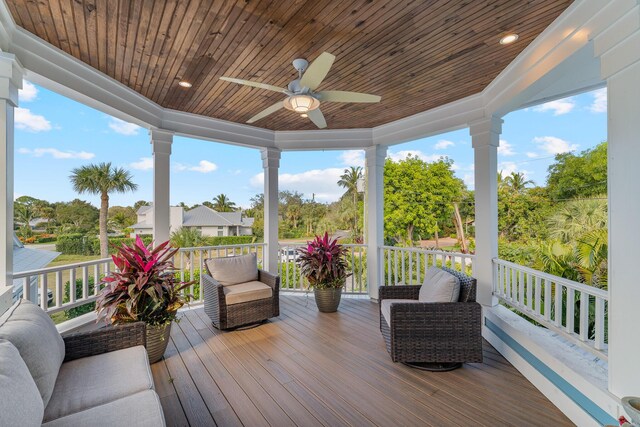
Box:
[152,295,573,427]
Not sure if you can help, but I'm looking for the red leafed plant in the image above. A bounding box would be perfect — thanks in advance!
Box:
[296,232,350,289]
[95,236,192,327]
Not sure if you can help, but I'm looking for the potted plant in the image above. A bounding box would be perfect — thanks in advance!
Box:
[95,236,192,363]
[297,232,350,312]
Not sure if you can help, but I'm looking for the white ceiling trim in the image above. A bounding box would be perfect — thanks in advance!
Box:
[0,0,631,151]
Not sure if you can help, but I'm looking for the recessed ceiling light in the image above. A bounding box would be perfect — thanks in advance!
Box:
[499,33,519,45]
[178,81,192,88]
[300,113,308,118]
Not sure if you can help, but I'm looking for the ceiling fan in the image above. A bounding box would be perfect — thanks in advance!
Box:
[219,52,382,129]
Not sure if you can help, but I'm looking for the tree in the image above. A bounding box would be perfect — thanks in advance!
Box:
[170,227,207,248]
[504,172,533,193]
[55,199,99,232]
[70,163,137,257]
[212,194,237,212]
[108,206,137,232]
[133,200,150,211]
[384,156,463,244]
[547,198,607,243]
[338,166,363,238]
[547,142,607,200]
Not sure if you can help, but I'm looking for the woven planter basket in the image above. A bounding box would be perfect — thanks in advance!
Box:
[314,287,343,313]
[146,322,172,364]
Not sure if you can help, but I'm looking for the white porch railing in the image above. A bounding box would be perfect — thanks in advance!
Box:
[278,243,368,294]
[493,258,608,359]
[175,243,266,302]
[13,257,114,314]
[380,246,475,286]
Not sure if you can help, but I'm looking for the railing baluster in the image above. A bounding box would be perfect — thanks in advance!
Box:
[189,250,194,297]
[535,276,542,315]
[544,279,551,322]
[70,268,76,304]
[22,276,30,302]
[387,249,391,286]
[93,264,99,295]
[579,291,589,342]
[566,288,575,335]
[358,246,363,292]
[554,282,562,327]
[594,298,605,350]
[350,246,355,292]
[199,250,204,301]
[83,266,89,300]
[40,274,48,310]
[55,271,63,308]
[519,270,525,308]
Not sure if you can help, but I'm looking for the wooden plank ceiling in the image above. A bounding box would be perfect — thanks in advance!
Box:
[8,0,573,131]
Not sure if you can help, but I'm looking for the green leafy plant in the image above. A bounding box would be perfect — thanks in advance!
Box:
[96,236,192,326]
[296,232,349,289]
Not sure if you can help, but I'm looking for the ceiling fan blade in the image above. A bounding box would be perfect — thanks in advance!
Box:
[247,102,284,124]
[317,90,381,103]
[299,52,335,91]
[307,108,327,129]
[219,76,286,93]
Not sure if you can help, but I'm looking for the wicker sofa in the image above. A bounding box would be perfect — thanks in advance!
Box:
[203,253,279,329]
[379,266,483,370]
[0,299,165,427]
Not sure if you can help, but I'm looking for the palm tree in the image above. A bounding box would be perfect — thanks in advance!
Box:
[14,203,37,239]
[212,194,237,212]
[338,166,363,235]
[504,172,533,193]
[70,162,137,257]
[547,198,607,243]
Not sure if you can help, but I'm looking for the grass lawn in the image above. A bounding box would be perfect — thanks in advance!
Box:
[47,254,102,267]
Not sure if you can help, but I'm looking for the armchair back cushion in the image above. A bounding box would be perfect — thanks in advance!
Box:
[418,267,460,303]
[440,266,477,302]
[205,253,259,287]
[0,299,65,408]
[0,339,44,427]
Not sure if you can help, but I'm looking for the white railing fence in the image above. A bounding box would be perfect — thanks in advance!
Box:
[278,244,368,294]
[493,258,608,359]
[380,246,475,286]
[13,257,114,315]
[175,243,265,302]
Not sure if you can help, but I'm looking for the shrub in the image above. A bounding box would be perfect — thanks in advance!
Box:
[63,277,96,319]
[56,234,98,255]
[35,233,57,243]
[205,236,256,246]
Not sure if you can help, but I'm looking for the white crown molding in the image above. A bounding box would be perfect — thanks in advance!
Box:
[0,0,636,151]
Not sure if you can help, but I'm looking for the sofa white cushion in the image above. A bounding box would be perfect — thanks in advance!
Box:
[419,267,460,303]
[0,299,65,407]
[224,281,272,305]
[42,390,165,427]
[0,339,44,427]
[205,253,259,287]
[43,345,153,422]
[380,299,417,326]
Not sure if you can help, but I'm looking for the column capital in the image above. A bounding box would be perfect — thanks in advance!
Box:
[469,116,502,148]
[150,129,173,155]
[261,147,281,168]
[0,52,24,107]
[365,144,387,166]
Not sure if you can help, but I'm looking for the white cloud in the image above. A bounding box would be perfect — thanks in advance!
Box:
[130,157,153,170]
[339,150,365,167]
[18,147,94,160]
[251,167,346,202]
[499,162,532,179]
[189,160,217,173]
[108,117,141,135]
[15,107,52,132]
[532,136,578,155]
[498,139,515,156]
[532,98,575,116]
[387,150,444,163]
[19,80,37,102]
[589,88,607,113]
[526,152,539,158]
[463,173,474,189]
[434,139,454,150]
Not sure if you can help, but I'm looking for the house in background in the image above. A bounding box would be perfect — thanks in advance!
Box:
[131,205,254,238]
[12,234,58,303]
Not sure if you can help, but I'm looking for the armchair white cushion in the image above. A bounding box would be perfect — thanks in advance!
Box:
[418,267,460,303]
[205,253,259,286]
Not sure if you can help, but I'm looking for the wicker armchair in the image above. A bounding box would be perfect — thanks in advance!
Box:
[203,269,280,330]
[379,267,482,370]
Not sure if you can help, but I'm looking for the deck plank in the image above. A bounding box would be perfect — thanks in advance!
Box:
[153,295,574,427]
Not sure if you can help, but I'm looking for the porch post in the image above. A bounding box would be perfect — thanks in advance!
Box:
[0,53,21,312]
[365,144,386,300]
[594,16,640,397]
[150,129,173,244]
[470,116,502,307]
[261,147,280,273]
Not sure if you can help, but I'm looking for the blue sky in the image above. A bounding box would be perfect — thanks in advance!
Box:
[15,81,606,209]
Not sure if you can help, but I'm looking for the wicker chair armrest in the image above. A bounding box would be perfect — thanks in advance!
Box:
[379,285,421,301]
[389,301,482,333]
[63,322,146,362]
[258,269,280,290]
[202,273,223,290]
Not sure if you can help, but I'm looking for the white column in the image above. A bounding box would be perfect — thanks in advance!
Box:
[261,148,280,273]
[365,145,386,300]
[150,129,173,244]
[0,53,21,313]
[595,14,640,397]
[470,116,502,307]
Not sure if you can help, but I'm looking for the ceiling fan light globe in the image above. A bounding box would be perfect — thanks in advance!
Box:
[283,95,320,113]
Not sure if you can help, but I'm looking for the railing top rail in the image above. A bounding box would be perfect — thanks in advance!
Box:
[493,258,608,299]
[278,242,366,248]
[13,257,112,278]
[178,243,265,251]
[381,245,474,258]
